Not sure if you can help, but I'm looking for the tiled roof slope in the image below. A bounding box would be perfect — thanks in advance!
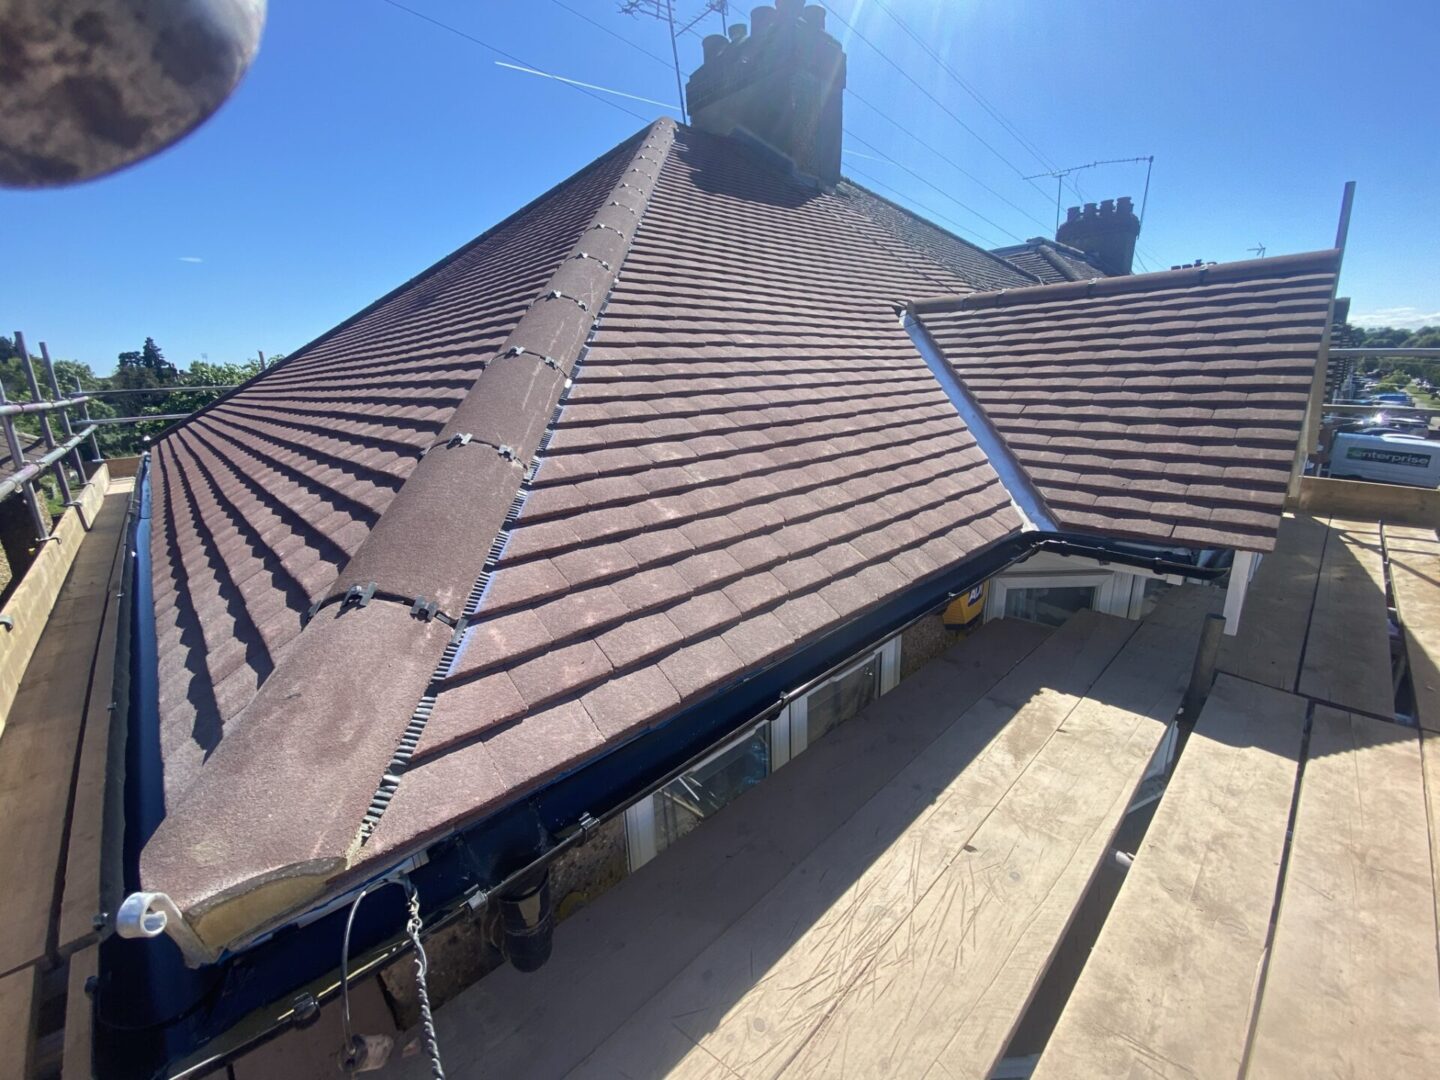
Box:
[364,127,1024,861]
[139,120,1025,947]
[990,239,1109,283]
[145,130,644,806]
[911,250,1341,551]
[838,181,1040,291]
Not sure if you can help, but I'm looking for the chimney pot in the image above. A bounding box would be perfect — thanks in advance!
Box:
[1057,194,1141,275]
[686,0,846,187]
[702,33,730,63]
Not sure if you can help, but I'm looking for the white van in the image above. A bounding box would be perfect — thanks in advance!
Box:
[1330,431,1440,487]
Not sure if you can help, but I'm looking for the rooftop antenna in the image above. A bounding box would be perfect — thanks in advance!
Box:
[1025,155,1155,231]
[1248,242,1267,258]
[619,1,730,125]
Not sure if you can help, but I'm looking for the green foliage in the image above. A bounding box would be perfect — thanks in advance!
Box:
[1341,323,1440,389]
[1,335,269,460]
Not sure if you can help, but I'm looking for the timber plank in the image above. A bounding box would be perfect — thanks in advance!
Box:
[0,467,110,732]
[62,945,97,1079]
[785,591,1213,1080]
[0,964,39,1079]
[1421,730,1440,988]
[57,482,132,955]
[1386,523,1440,733]
[0,487,130,975]
[1032,674,1306,1080]
[1217,513,1327,693]
[1245,707,1440,1079]
[569,609,1142,1080]
[432,616,1054,1080]
[1297,518,1393,718]
[420,620,1055,1080]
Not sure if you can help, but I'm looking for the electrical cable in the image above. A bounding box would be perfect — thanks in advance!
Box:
[844,128,1025,243]
[845,87,1051,233]
[819,3,1054,204]
[843,162,1003,249]
[378,0,651,123]
[547,0,674,68]
[864,0,1085,204]
[340,877,446,1079]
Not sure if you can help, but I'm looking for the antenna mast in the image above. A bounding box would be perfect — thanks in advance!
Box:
[619,1,731,125]
[1025,155,1155,231]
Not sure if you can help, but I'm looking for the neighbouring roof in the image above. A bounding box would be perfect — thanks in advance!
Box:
[135,117,1334,948]
[990,237,1110,283]
[910,249,1342,551]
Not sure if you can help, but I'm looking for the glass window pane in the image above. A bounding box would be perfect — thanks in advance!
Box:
[1003,584,1097,627]
[652,726,770,855]
[805,657,880,744]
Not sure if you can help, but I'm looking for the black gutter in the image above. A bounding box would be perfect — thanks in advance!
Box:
[102,522,1227,1077]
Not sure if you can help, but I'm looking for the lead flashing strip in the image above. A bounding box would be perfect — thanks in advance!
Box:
[903,311,1056,533]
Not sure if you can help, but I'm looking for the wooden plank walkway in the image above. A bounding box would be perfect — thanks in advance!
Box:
[0,478,131,977]
[1297,519,1393,718]
[407,618,1055,1080]
[1217,513,1328,692]
[1387,523,1440,732]
[1218,513,1394,720]
[1032,674,1307,1080]
[1246,706,1440,1079]
[567,591,1214,1080]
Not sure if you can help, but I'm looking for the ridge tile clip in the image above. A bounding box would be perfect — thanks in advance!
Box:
[411,597,439,622]
[448,432,473,450]
[342,582,377,610]
[497,444,518,463]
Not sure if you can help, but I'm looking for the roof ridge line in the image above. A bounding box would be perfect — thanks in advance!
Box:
[151,124,665,445]
[1034,242,1086,282]
[136,119,680,957]
[910,248,1343,315]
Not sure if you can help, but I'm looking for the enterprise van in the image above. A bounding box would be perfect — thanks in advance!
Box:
[1330,430,1440,487]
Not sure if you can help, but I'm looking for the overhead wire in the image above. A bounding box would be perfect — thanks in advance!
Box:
[843,162,1003,249]
[820,2,1054,204]
[845,87,1051,234]
[867,0,1076,194]
[547,0,675,68]
[378,0,652,123]
[843,128,1025,243]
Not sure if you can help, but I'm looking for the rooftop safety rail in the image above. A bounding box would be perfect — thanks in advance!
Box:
[1,328,237,547]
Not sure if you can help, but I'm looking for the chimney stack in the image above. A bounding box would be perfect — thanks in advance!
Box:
[1056,197,1141,276]
[686,1,847,187]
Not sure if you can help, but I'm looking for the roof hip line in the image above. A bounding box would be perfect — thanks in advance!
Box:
[136,118,679,956]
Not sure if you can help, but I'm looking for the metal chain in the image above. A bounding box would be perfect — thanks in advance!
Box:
[338,878,447,1078]
[406,890,446,1080]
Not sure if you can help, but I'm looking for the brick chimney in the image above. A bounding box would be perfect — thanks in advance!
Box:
[1056,197,1141,276]
[686,2,846,186]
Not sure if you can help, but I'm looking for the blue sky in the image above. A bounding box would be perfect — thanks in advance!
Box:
[5,0,1437,372]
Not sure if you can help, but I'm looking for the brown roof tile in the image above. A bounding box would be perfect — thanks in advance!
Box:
[912,251,1339,551]
[136,120,1042,945]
